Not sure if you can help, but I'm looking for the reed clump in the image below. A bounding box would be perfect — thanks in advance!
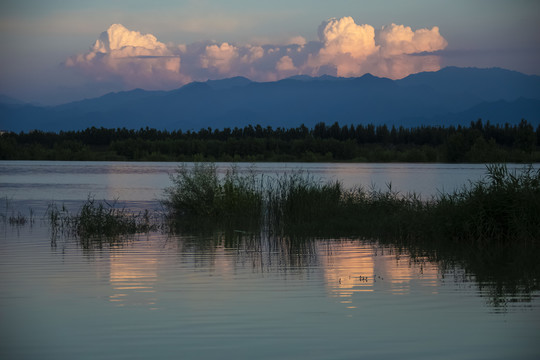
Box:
[265,172,343,232]
[164,163,540,245]
[162,163,263,231]
[424,164,540,246]
[1,197,35,226]
[162,163,540,309]
[48,198,157,239]
[8,212,29,225]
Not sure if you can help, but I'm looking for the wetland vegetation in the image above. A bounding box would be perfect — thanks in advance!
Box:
[45,199,158,248]
[159,162,540,309]
[163,163,539,243]
[2,162,539,310]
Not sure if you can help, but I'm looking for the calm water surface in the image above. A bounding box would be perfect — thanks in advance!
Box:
[1,161,539,359]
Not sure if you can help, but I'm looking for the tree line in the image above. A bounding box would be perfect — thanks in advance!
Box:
[1,119,538,162]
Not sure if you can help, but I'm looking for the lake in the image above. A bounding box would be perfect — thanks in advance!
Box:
[1,161,539,359]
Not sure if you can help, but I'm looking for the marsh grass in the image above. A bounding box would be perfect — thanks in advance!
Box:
[281,164,540,245]
[163,163,263,231]
[1,197,35,226]
[8,212,30,225]
[47,198,157,241]
[163,163,540,246]
[422,164,540,245]
[265,172,343,233]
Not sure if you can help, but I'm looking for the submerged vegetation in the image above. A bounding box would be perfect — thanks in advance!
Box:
[1,119,539,162]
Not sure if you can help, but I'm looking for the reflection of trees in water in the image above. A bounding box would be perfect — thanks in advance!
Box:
[57,227,539,311]
[458,246,540,311]
[174,231,540,311]
[173,231,320,273]
[380,236,540,312]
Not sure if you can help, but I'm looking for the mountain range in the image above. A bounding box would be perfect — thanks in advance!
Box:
[1,67,539,132]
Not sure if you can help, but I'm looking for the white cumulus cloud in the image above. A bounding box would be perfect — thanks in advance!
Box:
[200,42,239,74]
[65,24,187,90]
[92,24,167,53]
[318,17,379,60]
[65,18,448,92]
[377,23,447,57]
[307,17,447,78]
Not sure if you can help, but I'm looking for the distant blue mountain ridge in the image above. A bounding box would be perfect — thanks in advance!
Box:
[1,67,539,132]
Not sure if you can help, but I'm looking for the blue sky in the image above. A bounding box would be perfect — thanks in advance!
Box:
[1,0,539,104]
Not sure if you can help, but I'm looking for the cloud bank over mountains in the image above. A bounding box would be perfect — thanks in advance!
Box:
[65,17,447,91]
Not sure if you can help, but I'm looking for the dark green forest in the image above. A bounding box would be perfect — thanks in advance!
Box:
[1,119,539,162]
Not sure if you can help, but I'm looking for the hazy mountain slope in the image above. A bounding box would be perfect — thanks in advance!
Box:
[421,98,540,126]
[1,67,539,132]
[397,67,540,102]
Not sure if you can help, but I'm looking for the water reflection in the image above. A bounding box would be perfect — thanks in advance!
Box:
[319,241,375,300]
[41,218,540,314]
[174,232,319,274]
[109,250,158,309]
[318,241,440,314]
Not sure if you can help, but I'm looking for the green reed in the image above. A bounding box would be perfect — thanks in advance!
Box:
[163,163,540,246]
[163,163,263,231]
[47,198,157,239]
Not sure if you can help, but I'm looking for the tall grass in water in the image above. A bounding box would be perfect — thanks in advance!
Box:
[1,197,35,226]
[269,164,540,243]
[265,172,343,233]
[48,198,156,241]
[163,163,540,245]
[163,163,263,231]
[427,164,540,245]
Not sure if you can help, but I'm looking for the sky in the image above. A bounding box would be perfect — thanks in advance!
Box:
[1,0,539,105]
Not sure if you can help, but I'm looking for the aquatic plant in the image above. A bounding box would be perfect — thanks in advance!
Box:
[47,198,157,239]
[163,163,540,245]
[265,172,342,231]
[429,164,540,244]
[163,163,263,230]
[1,197,35,226]
[8,211,33,226]
[75,198,156,237]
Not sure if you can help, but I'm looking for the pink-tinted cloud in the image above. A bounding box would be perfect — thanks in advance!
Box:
[276,56,295,71]
[307,17,448,78]
[308,17,379,77]
[65,18,447,90]
[200,42,239,74]
[65,24,188,90]
[377,23,447,57]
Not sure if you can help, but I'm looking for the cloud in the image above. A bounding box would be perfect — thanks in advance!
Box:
[65,19,447,92]
[65,24,188,90]
[308,17,447,78]
[286,36,307,47]
[377,23,447,57]
[200,42,239,74]
[276,56,296,72]
[92,24,167,53]
[242,46,265,63]
[305,17,378,77]
[318,17,379,60]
